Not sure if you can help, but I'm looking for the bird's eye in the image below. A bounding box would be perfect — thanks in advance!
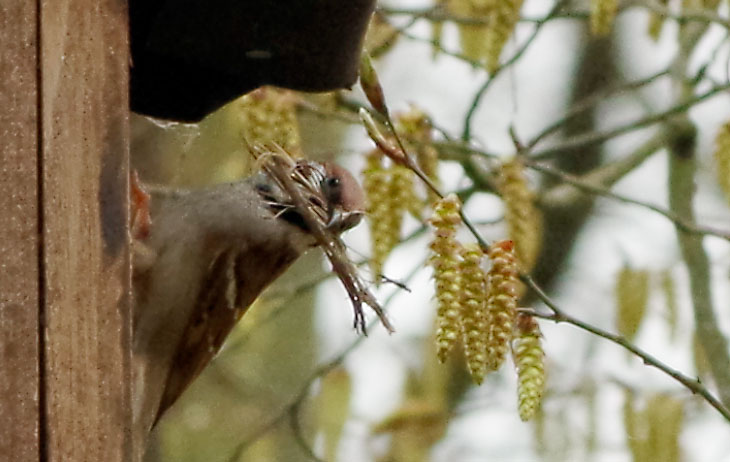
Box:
[322,176,342,202]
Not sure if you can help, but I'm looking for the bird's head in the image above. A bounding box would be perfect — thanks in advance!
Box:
[256,158,364,235]
[319,162,365,233]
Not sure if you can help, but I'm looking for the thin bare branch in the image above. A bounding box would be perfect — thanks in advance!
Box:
[379,5,592,26]
[392,25,485,69]
[526,68,671,149]
[632,0,730,30]
[461,1,568,141]
[530,82,730,159]
[667,122,730,408]
[379,2,730,29]
[526,160,730,242]
[664,16,730,409]
[522,275,730,423]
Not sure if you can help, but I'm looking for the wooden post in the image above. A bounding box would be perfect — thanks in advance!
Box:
[1,1,132,460]
[0,2,41,460]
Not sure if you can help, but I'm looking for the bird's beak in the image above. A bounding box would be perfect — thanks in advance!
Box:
[327,209,364,233]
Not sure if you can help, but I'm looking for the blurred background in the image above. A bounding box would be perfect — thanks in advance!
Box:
[132,0,730,460]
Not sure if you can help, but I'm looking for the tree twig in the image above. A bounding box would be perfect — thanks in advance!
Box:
[461,1,568,141]
[526,159,730,242]
[632,0,730,30]
[379,2,730,29]
[529,82,730,159]
[667,122,730,408]
[522,275,730,423]
[526,68,671,149]
[665,16,730,409]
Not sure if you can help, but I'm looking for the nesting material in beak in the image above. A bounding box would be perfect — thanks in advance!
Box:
[327,209,364,233]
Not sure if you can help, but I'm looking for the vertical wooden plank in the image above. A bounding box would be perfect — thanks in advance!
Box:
[40,0,132,461]
[0,3,40,461]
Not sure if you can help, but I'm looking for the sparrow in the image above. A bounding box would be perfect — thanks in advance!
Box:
[130,154,365,451]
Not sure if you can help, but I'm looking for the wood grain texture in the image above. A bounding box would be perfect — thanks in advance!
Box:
[0,3,40,461]
[40,0,132,460]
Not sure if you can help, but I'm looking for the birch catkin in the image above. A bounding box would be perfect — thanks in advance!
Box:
[590,0,618,37]
[615,265,650,341]
[237,87,302,156]
[485,240,519,370]
[459,243,489,384]
[484,0,524,73]
[447,0,524,73]
[512,314,545,421]
[498,157,542,273]
[713,122,730,205]
[363,150,394,279]
[429,194,464,362]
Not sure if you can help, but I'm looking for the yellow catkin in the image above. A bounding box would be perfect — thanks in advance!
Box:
[615,265,650,342]
[316,367,352,462]
[647,0,669,40]
[396,107,440,207]
[363,147,417,279]
[372,399,448,462]
[459,244,489,384]
[429,194,464,362]
[713,122,730,204]
[363,151,395,278]
[236,87,302,157]
[645,394,684,462]
[623,390,649,462]
[484,0,524,73]
[446,0,526,71]
[590,0,618,37]
[685,0,722,10]
[365,108,434,276]
[624,392,684,462]
[660,269,678,341]
[485,239,519,370]
[390,164,420,222]
[512,314,545,421]
[395,108,431,147]
[498,157,542,273]
[448,0,491,63]
[383,165,410,246]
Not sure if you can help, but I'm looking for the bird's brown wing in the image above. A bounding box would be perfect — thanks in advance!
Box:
[154,244,299,423]
[154,248,239,422]
[153,153,331,422]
